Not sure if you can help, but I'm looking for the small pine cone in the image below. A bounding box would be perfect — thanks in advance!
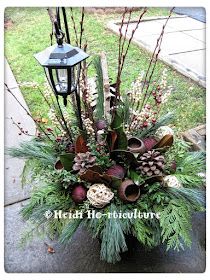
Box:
[137,150,165,177]
[73,152,96,174]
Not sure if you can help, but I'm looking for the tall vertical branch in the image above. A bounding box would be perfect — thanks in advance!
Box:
[119,8,147,75]
[137,7,174,113]
[120,9,133,59]
[115,8,127,100]
[115,8,147,100]
[129,8,174,131]
[70,7,79,46]
[79,7,85,48]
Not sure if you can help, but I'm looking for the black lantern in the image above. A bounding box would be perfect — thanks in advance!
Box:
[34,19,89,107]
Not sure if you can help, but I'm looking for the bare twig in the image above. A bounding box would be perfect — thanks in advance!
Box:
[119,8,147,79]
[129,8,174,131]
[47,8,56,26]
[79,7,85,48]
[10,117,34,137]
[70,7,79,46]
[115,8,147,100]
[137,7,174,113]
[5,83,54,142]
[120,9,132,59]
[115,8,127,98]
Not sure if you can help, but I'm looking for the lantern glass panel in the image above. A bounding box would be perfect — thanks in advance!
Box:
[56,69,68,93]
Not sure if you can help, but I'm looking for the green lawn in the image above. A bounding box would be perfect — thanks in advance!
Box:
[5,7,205,132]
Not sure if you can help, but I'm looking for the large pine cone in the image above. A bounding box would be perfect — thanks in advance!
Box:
[73,152,96,174]
[137,150,165,177]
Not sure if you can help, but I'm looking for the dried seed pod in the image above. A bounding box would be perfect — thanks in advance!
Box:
[118,179,140,202]
[128,137,146,154]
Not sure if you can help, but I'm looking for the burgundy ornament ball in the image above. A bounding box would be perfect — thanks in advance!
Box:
[106,164,125,179]
[71,185,87,203]
[143,137,157,151]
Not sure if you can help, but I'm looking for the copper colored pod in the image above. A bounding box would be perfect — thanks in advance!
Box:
[128,137,146,154]
[54,159,64,171]
[118,179,140,202]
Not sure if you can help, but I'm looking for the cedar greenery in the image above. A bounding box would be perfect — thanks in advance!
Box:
[6,139,57,165]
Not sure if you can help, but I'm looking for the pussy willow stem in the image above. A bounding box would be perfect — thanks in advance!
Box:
[70,7,79,46]
[138,8,174,110]
[79,7,85,48]
[115,8,127,99]
[129,8,174,131]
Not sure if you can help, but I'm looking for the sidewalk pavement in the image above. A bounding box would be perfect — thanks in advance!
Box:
[107,15,206,87]
[4,59,206,272]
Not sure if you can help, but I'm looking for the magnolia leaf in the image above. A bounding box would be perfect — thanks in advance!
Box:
[110,150,138,166]
[80,169,112,184]
[87,165,104,174]
[129,169,145,186]
[114,127,128,150]
[60,153,75,171]
[75,135,88,153]
[154,134,174,150]
[145,175,163,184]
[107,130,118,151]
[110,176,122,189]
[111,110,123,130]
